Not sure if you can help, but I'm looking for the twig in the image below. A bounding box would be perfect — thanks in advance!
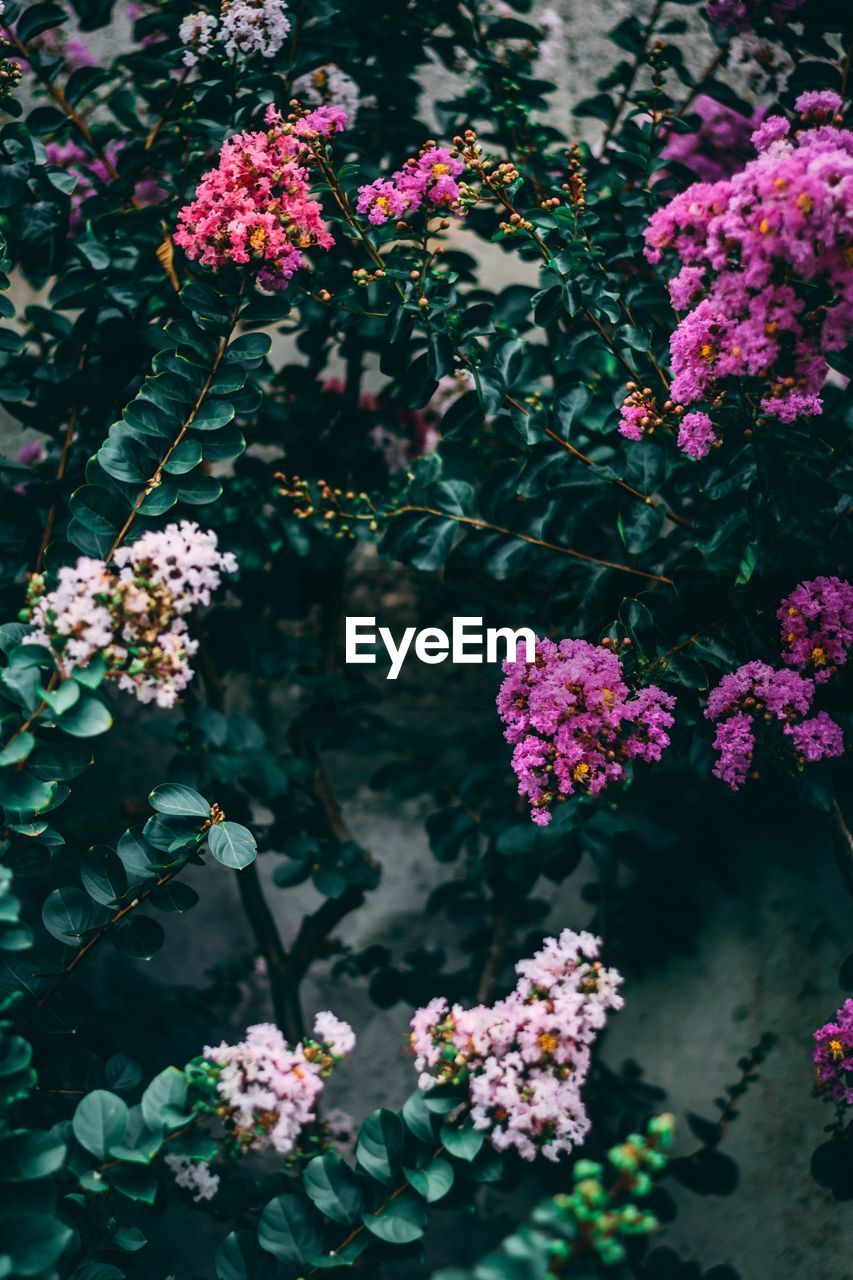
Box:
[599,0,665,151]
[35,345,89,571]
[830,799,853,900]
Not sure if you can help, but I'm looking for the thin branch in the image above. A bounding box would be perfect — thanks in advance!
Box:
[599,0,665,151]
[105,282,247,561]
[35,344,89,571]
[544,428,691,529]
[384,505,675,585]
[830,799,853,900]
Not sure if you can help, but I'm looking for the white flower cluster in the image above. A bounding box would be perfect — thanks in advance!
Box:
[293,63,361,124]
[180,0,290,67]
[165,1154,220,1202]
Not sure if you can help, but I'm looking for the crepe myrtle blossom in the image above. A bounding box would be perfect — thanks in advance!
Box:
[357,142,465,225]
[497,637,675,826]
[705,0,804,28]
[179,10,218,65]
[220,0,291,58]
[180,0,290,64]
[813,999,853,1104]
[24,521,236,709]
[174,104,344,290]
[661,96,764,184]
[165,1155,220,1202]
[201,1013,355,1156]
[644,94,853,438]
[778,577,853,684]
[411,929,623,1161]
[727,31,794,95]
[704,661,844,790]
[293,63,361,123]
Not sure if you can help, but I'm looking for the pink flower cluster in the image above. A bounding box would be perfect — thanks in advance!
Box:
[497,638,676,826]
[645,93,853,440]
[25,521,236,708]
[778,576,853,684]
[661,96,763,185]
[705,661,843,790]
[44,139,163,234]
[204,1013,355,1156]
[174,104,345,290]
[813,999,853,1104]
[322,378,438,473]
[411,929,623,1162]
[357,144,465,226]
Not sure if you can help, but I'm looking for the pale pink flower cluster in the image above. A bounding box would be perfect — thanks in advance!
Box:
[179,11,218,66]
[411,929,623,1162]
[25,521,236,708]
[179,0,290,65]
[357,145,465,226]
[174,104,344,290]
[205,1013,355,1156]
[293,63,361,124]
[164,1154,220,1201]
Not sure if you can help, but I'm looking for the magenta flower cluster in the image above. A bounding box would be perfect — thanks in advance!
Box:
[497,638,676,826]
[705,0,804,28]
[356,144,465,226]
[26,521,236,708]
[705,661,843,790]
[644,92,852,447]
[777,576,853,684]
[661,96,764,185]
[812,999,853,1104]
[205,1012,355,1156]
[707,575,851,788]
[410,928,623,1161]
[174,103,346,290]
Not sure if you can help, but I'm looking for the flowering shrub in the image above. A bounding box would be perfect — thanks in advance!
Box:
[0,0,849,1276]
[497,638,675,823]
[411,929,623,1159]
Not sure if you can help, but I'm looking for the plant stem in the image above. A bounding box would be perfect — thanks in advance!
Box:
[599,0,666,151]
[105,282,247,561]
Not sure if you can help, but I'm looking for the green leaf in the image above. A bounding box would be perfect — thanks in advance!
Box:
[2,1215,73,1275]
[112,915,165,961]
[73,1090,128,1158]
[257,1194,325,1266]
[0,1129,66,1181]
[141,1067,190,1133]
[106,1162,158,1204]
[81,846,128,907]
[216,1230,278,1280]
[0,731,34,766]
[191,399,236,431]
[42,886,110,945]
[401,1090,438,1145]
[303,1151,364,1226]
[440,1120,485,1162]
[150,881,198,912]
[208,821,256,870]
[148,783,210,819]
[355,1109,404,1186]
[361,1193,426,1245]
[56,693,113,738]
[404,1157,454,1203]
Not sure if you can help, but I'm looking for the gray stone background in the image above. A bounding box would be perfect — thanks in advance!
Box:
[4,1,853,1275]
